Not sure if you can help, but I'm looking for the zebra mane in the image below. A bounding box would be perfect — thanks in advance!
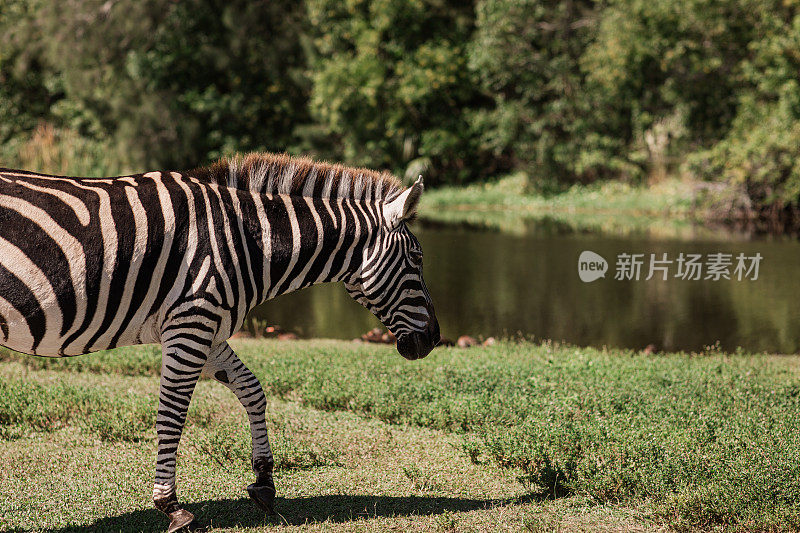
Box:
[190,152,404,202]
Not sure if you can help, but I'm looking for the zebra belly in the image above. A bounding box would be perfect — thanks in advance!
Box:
[0,294,159,357]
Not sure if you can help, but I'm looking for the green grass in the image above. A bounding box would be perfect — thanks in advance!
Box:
[2,339,800,531]
[418,174,726,237]
[422,173,695,213]
[0,378,155,441]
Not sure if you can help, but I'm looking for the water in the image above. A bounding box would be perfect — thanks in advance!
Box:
[250,220,800,353]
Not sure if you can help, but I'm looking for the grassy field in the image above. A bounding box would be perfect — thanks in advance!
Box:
[417,174,727,238]
[2,339,800,532]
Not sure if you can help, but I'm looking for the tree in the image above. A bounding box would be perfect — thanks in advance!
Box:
[688,6,800,225]
[583,0,764,182]
[469,0,606,189]
[305,0,491,185]
[0,0,309,174]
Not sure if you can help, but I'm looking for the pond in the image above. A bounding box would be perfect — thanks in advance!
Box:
[250,219,800,353]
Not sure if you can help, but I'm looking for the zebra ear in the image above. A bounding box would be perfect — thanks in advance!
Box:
[384,176,424,228]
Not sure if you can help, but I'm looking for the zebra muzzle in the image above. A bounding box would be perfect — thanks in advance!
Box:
[397,331,435,360]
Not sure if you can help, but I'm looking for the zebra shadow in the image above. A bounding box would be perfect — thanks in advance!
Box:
[31,494,536,532]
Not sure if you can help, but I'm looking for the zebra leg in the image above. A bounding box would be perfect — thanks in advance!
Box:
[153,337,208,532]
[203,342,276,514]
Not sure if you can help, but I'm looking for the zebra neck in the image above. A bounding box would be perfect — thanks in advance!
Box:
[256,195,377,303]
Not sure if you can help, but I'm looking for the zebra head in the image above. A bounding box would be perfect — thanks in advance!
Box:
[345,177,440,360]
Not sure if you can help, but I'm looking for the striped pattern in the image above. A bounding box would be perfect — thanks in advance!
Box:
[0,152,438,518]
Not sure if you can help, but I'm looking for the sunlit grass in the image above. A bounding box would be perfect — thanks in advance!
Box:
[422,173,696,213]
[419,174,721,237]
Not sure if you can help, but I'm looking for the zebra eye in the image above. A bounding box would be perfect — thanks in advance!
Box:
[409,250,423,265]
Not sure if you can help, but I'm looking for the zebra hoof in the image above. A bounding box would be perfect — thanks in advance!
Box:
[166,509,195,533]
[247,481,276,515]
[155,495,196,533]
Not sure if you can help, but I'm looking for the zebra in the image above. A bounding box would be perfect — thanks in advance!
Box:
[0,152,440,532]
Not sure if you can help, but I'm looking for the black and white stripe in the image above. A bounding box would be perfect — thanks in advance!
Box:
[0,153,439,527]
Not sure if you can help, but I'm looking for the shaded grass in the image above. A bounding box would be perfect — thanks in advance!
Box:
[32,495,525,533]
[4,339,800,530]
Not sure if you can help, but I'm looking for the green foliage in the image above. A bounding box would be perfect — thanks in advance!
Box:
[469,0,606,188]
[305,0,486,185]
[0,344,162,376]
[585,0,759,145]
[688,10,800,224]
[0,0,308,173]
